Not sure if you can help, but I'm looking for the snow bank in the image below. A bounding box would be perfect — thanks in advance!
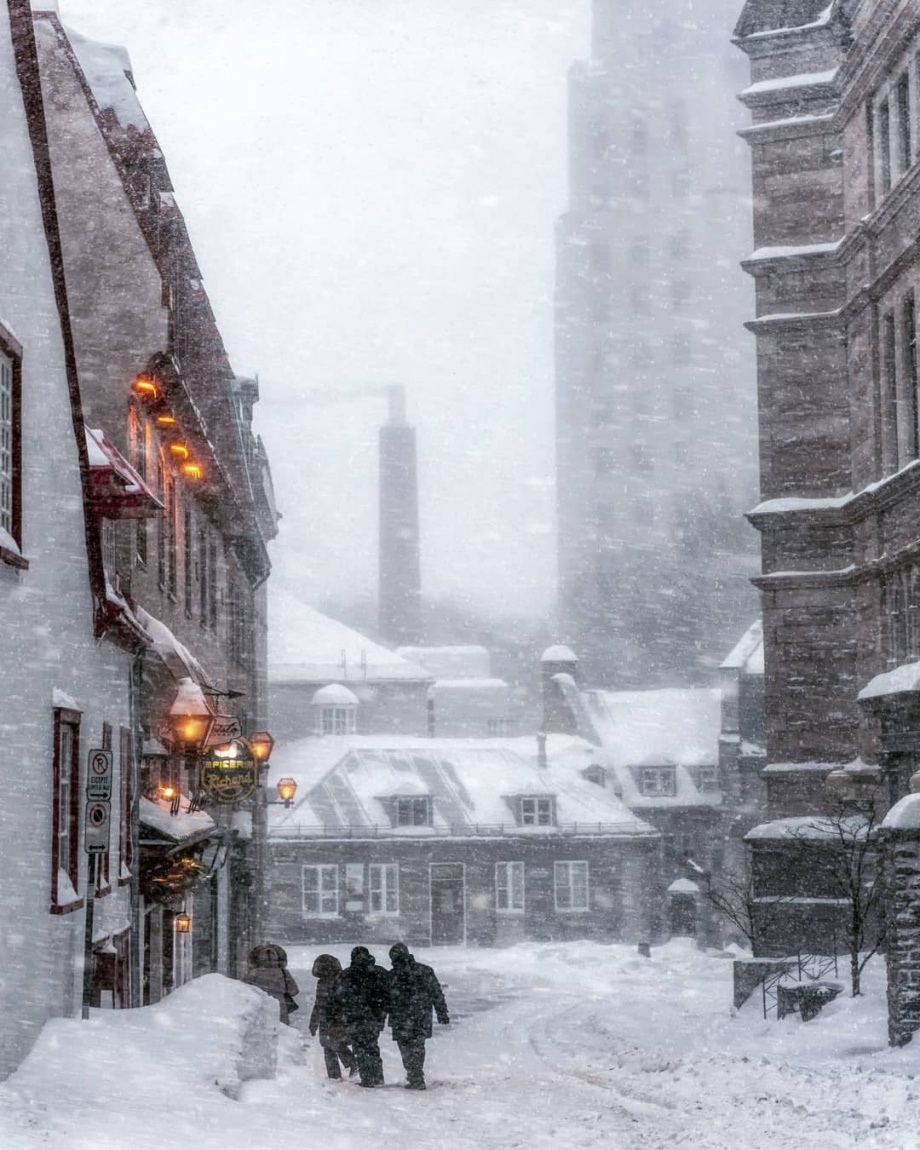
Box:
[0,975,279,1147]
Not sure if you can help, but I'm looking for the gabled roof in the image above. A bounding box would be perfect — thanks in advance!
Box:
[266,734,656,839]
[721,620,764,675]
[269,589,431,685]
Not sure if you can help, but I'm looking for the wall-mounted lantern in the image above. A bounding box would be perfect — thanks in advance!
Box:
[166,678,213,753]
[134,376,158,401]
[248,731,275,765]
[174,910,192,934]
[275,778,297,807]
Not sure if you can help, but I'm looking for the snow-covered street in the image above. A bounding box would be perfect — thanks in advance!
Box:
[3,940,919,1150]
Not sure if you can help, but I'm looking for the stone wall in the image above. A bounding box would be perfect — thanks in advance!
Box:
[881,818,920,1046]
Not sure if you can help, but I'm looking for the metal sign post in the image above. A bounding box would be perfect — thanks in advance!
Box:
[81,749,112,1020]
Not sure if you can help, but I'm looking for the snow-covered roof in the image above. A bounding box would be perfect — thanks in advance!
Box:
[268,589,431,685]
[583,687,721,770]
[858,661,920,702]
[668,878,700,895]
[542,645,577,663]
[721,620,764,675]
[396,645,491,679]
[266,734,655,840]
[138,797,215,844]
[311,683,359,707]
[883,794,920,831]
[136,605,209,684]
[745,815,869,842]
[735,0,836,40]
[428,678,509,695]
[63,27,149,133]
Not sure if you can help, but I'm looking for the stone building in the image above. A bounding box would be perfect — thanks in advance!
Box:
[734,0,920,966]
[263,734,659,949]
[555,0,759,690]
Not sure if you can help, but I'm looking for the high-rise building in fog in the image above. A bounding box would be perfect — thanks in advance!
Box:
[555,0,760,689]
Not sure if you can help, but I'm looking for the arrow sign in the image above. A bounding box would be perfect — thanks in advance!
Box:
[84,799,111,854]
[86,748,113,802]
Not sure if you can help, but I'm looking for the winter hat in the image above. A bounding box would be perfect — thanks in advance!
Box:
[351,945,374,966]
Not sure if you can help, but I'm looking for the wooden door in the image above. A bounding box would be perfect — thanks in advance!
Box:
[430,863,465,945]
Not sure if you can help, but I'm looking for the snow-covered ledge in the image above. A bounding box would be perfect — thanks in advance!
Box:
[858,662,920,702]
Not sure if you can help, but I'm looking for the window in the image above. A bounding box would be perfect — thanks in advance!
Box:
[697,766,719,792]
[903,293,919,461]
[640,766,677,797]
[554,861,589,912]
[101,520,117,584]
[302,864,339,916]
[879,98,892,194]
[583,765,606,788]
[0,324,23,564]
[395,797,431,826]
[520,796,554,826]
[118,726,134,885]
[496,861,524,913]
[487,718,515,737]
[183,503,193,616]
[882,310,899,472]
[897,73,912,175]
[207,536,218,631]
[369,863,398,914]
[321,706,355,735]
[52,708,82,912]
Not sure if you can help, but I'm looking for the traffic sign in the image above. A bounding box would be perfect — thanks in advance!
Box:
[84,800,111,854]
[86,748,113,802]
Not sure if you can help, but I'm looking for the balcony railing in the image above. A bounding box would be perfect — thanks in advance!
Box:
[269,821,648,840]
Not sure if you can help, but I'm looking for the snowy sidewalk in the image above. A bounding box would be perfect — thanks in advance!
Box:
[3,940,919,1150]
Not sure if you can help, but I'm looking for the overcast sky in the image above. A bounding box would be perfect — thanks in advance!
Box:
[60,0,590,621]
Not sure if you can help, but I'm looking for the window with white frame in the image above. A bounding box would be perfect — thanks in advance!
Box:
[321,706,356,736]
[519,796,554,826]
[369,863,398,914]
[640,766,677,797]
[496,861,524,913]
[302,864,339,917]
[394,796,431,826]
[554,861,589,912]
[697,766,719,792]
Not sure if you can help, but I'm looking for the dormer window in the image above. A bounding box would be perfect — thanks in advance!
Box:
[322,707,356,736]
[519,796,555,826]
[640,766,677,797]
[583,765,606,788]
[311,684,359,736]
[395,796,431,827]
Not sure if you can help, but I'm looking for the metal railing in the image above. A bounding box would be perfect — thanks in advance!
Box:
[761,936,839,1019]
[269,820,647,840]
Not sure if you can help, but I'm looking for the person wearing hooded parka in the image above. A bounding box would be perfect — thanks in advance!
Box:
[387,942,449,1090]
[332,946,392,1087]
[309,954,357,1079]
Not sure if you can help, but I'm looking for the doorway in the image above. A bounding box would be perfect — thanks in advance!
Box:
[430,863,465,945]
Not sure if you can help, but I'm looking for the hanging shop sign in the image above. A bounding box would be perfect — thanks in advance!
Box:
[202,714,243,748]
[199,753,258,804]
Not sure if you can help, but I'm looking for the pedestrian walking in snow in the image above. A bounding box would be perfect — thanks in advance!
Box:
[333,946,392,1087]
[387,942,449,1090]
[308,954,357,1079]
[242,944,300,1025]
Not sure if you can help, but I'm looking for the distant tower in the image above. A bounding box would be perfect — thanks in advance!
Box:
[378,385,422,645]
[555,0,759,690]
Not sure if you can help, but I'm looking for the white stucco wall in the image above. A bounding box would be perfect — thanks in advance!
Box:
[0,5,133,1078]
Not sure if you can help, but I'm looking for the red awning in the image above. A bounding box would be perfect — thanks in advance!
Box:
[86,427,163,519]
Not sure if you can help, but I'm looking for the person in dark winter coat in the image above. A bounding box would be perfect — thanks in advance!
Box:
[243,944,300,1025]
[387,942,449,1090]
[332,946,392,1087]
[309,954,357,1079]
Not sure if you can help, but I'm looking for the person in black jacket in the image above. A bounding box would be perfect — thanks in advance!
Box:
[387,942,449,1090]
[332,946,392,1087]
[309,954,357,1079]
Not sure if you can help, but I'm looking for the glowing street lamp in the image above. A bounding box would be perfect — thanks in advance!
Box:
[275,778,297,807]
[166,678,213,753]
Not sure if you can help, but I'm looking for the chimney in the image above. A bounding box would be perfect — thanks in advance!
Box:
[540,645,579,735]
[378,385,422,645]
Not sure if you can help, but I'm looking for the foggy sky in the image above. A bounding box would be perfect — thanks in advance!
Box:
[60,0,591,621]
